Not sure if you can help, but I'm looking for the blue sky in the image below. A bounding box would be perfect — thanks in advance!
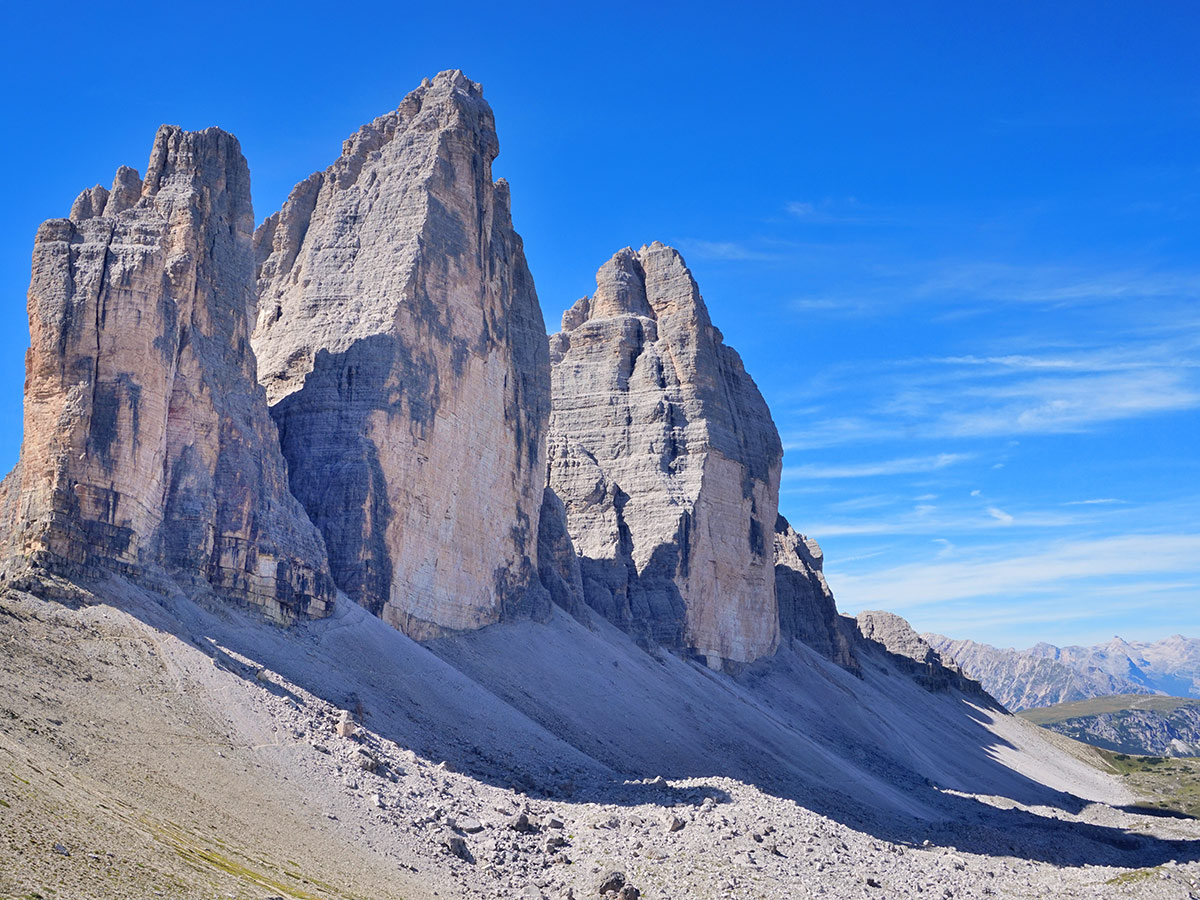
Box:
[1,2,1197,649]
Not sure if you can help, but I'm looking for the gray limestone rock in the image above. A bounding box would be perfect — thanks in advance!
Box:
[252,71,551,638]
[928,633,1200,711]
[857,611,992,699]
[1,125,335,621]
[537,488,586,618]
[547,243,782,666]
[774,515,860,672]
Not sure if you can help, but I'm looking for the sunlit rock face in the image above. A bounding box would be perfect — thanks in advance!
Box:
[252,71,551,638]
[547,243,782,667]
[2,125,335,621]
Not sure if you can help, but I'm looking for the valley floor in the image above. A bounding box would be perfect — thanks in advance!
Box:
[1,577,1198,900]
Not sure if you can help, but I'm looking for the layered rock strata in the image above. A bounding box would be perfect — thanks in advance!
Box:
[774,516,859,672]
[547,243,782,666]
[253,71,551,638]
[2,126,335,621]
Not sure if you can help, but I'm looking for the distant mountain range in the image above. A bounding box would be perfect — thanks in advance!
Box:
[1019,695,1200,757]
[925,634,1200,712]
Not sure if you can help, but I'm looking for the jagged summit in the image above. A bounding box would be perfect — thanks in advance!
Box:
[0,124,335,621]
[930,632,1200,711]
[562,242,700,322]
[252,70,551,638]
[548,242,783,667]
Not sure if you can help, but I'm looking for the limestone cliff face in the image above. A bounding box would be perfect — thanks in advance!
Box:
[253,71,551,638]
[547,243,782,666]
[3,126,335,621]
[774,516,859,672]
[536,488,586,619]
[857,611,992,699]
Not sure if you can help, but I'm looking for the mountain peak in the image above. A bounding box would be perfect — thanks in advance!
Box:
[251,72,549,638]
[2,125,334,620]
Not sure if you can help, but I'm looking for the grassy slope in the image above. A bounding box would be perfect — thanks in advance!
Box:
[1018,694,1200,725]
[1093,749,1200,819]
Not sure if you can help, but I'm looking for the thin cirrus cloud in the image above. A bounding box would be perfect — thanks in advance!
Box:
[676,238,786,262]
[784,351,1200,448]
[828,533,1200,612]
[783,199,875,225]
[932,368,1200,437]
[802,505,1082,537]
[911,262,1200,309]
[786,258,1200,320]
[986,507,1014,525]
[782,452,970,480]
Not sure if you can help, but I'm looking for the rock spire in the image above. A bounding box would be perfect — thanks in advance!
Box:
[252,71,551,638]
[774,516,860,672]
[547,243,782,666]
[2,125,335,620]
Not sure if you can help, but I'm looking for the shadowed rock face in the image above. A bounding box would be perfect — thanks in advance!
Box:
[536,487,586,618]
[547,243,782,667]
[253,70,551,638]
[774,515,860,672]
[1,126,335,621]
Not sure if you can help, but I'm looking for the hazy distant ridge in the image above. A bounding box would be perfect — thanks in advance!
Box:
[925,633,1200,712]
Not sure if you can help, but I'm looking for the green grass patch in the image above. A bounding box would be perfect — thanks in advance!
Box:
[1020,694,1200,725]
[149,822,370,900]
[1106,867,1160,885]
[1094,749,1200,818]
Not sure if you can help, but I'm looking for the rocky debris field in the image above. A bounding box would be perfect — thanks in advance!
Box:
[2,581,1199,900]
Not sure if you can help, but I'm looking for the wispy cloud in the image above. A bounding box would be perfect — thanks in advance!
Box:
[913,262,1200,309]
[678,239,781,262]
[783,453,970,480]
[932,368,1200,437]
[830,533,1200,612]
[803,505,1082,537]
[986,507,1014,525]
[782,342,1200,448]
[786,201,819,218]
[781,416,884,451]
[937,351,1198,372]
[827,494,902,512]
[788,295,879,317]
[1064,498,1126,506]
[783,197,874,224]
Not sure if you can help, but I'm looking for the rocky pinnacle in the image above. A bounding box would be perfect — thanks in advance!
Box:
[547,243,783,667]
[253,71,551,638]
[2,125,335,621]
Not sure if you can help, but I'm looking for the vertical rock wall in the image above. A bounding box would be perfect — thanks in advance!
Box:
[3,126,334,621]
[547,243,782,666]
[774,515,859,672]
[253,71,551,638]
